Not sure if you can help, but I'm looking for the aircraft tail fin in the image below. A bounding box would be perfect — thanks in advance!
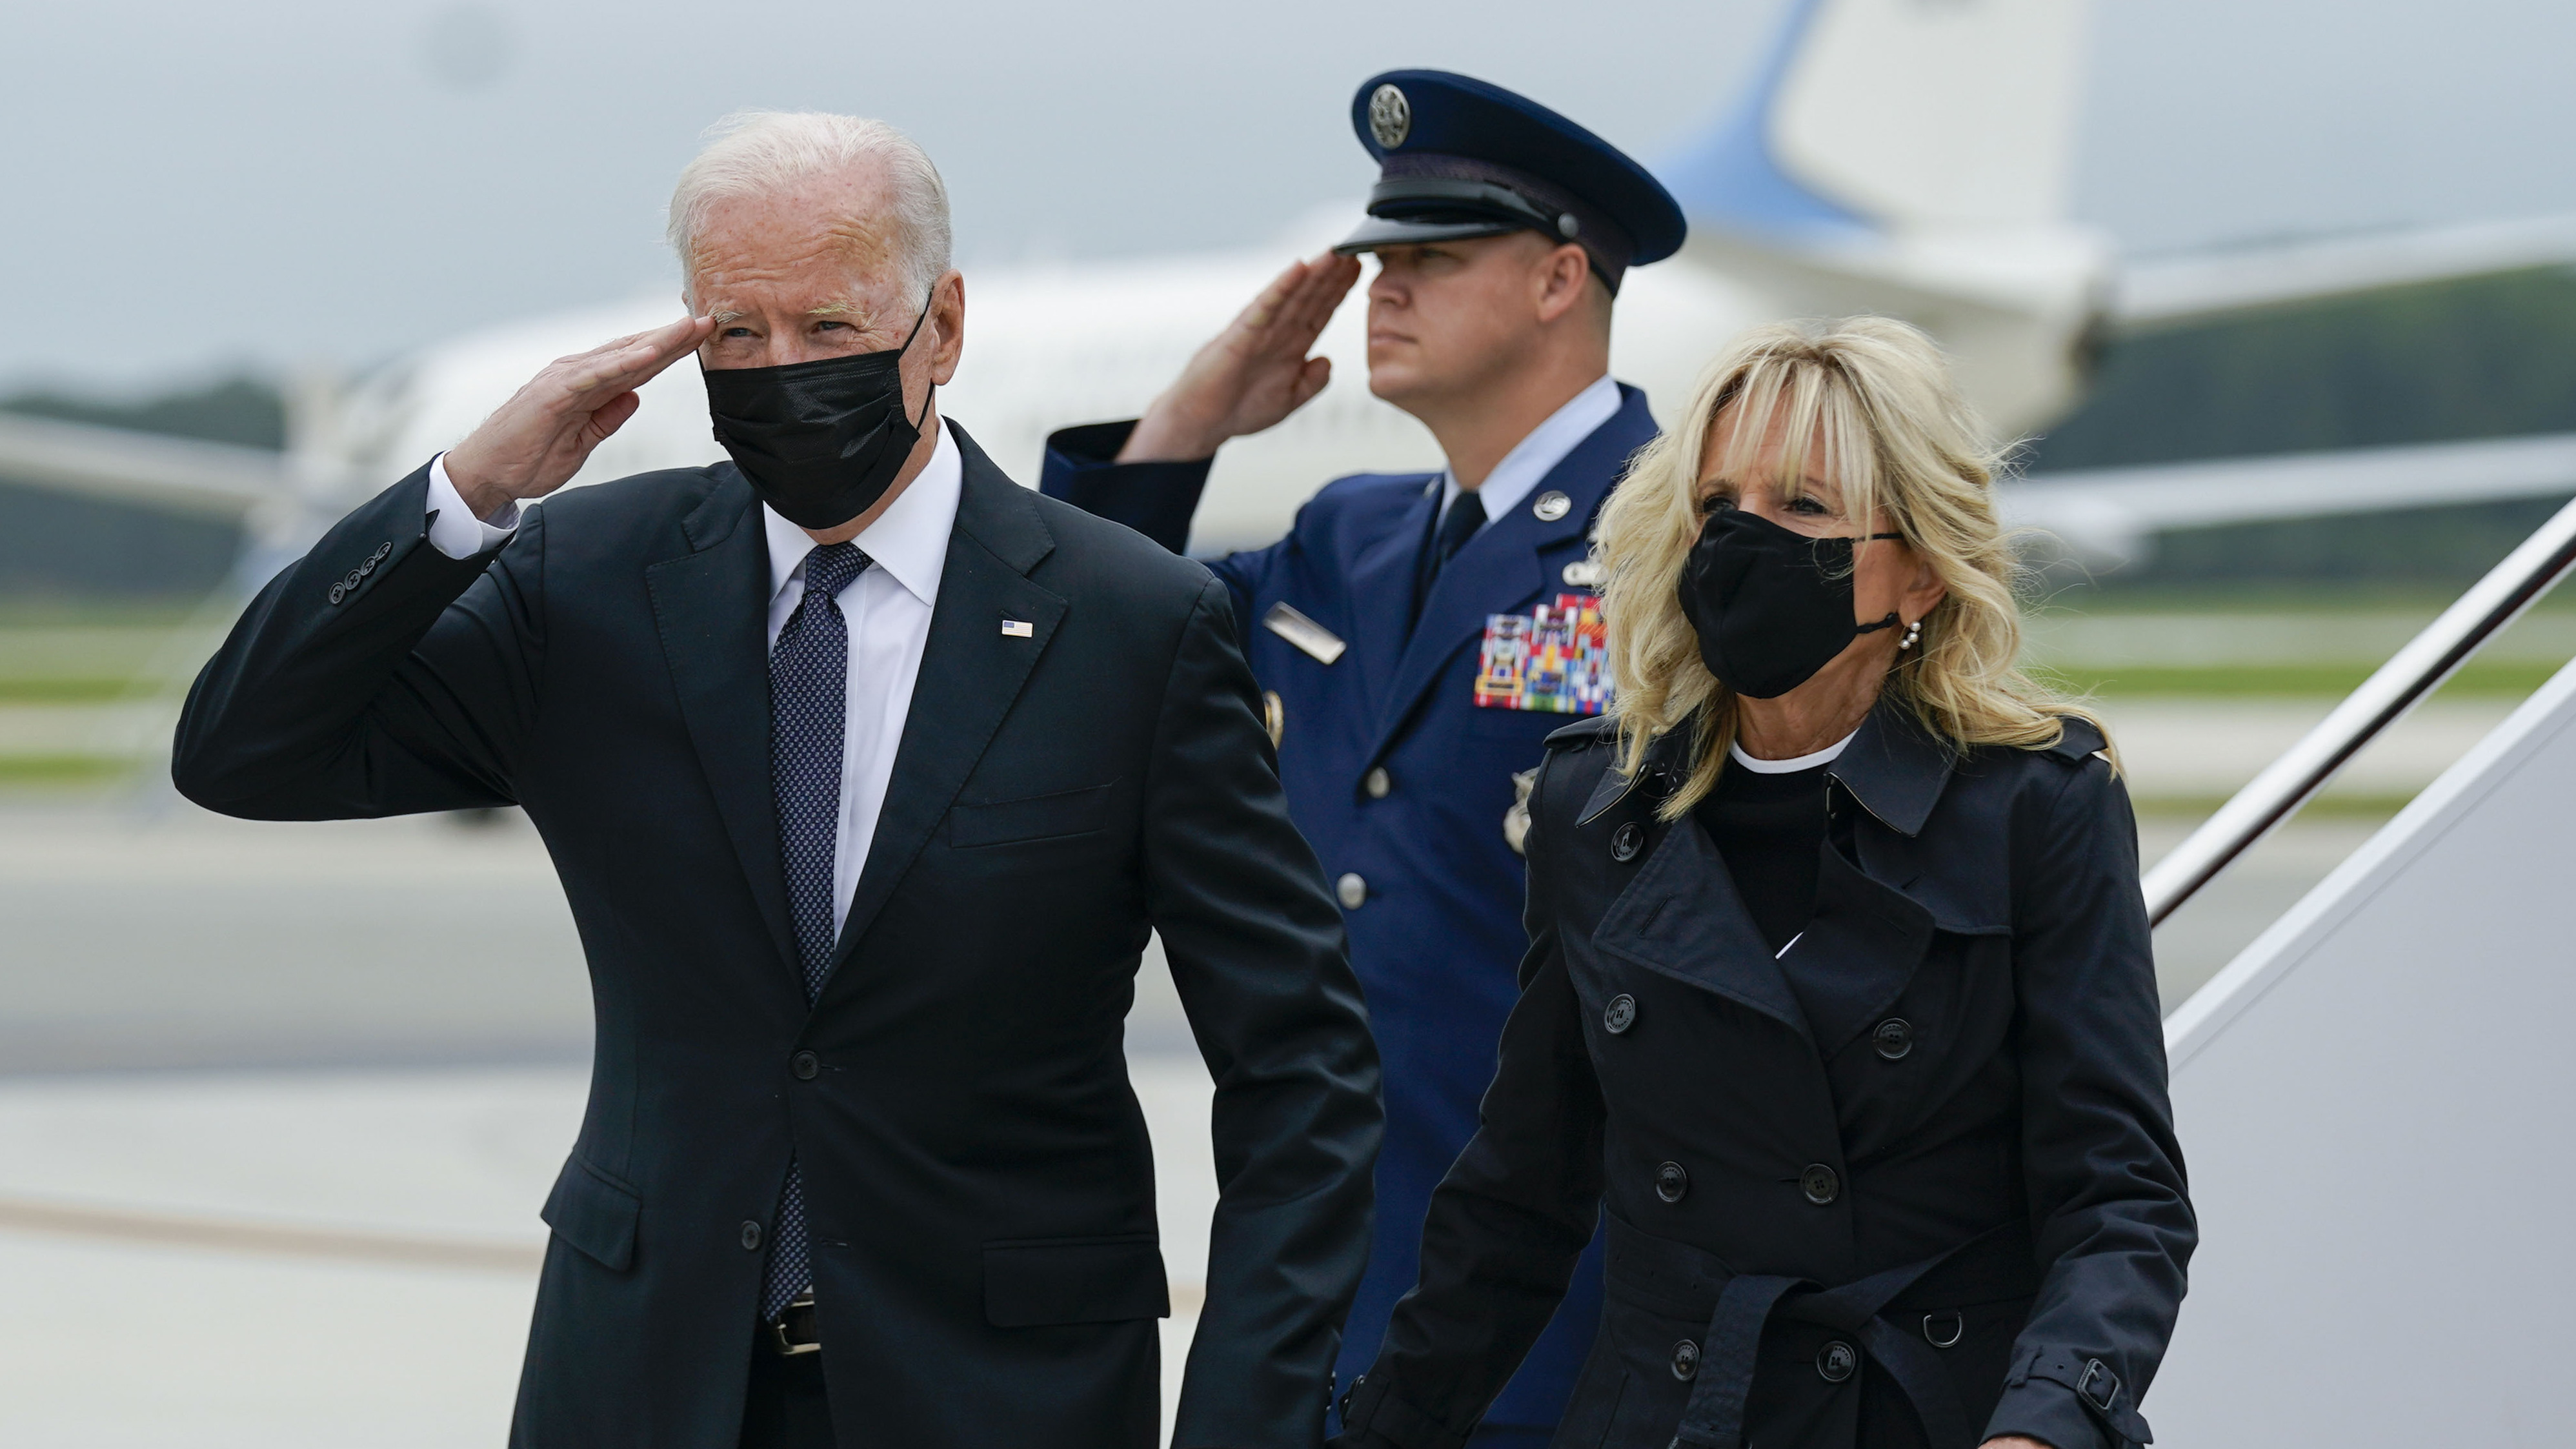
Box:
[1659,0,2094,239]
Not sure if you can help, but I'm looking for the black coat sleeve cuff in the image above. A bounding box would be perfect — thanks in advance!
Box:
[1986,1345,2152,1448]
[1038,419,1211,556]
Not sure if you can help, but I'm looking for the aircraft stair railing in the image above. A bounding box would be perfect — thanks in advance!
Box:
[2141,491,2576,925]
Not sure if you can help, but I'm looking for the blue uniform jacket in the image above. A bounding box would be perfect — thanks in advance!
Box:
[1041,386,1658,1433]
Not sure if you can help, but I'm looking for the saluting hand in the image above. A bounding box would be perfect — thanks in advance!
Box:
[1118,252,1363,464]
[441,314,718,522]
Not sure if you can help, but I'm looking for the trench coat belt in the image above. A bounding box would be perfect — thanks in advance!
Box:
[1604,1215,2038,1449]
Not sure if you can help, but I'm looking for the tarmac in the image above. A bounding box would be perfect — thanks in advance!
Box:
[0,691,2519,1445]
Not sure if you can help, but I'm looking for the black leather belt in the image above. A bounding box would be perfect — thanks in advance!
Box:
[1604,1215,2037,1449]
[767,1290,820,1357]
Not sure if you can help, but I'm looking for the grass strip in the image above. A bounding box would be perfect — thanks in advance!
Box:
[2031,660,2560,698]
[0,755,140,785]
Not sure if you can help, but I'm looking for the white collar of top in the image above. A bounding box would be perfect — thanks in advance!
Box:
[761,420,963,609]
[1438,372,1621,526]
[1729,728,1859,775]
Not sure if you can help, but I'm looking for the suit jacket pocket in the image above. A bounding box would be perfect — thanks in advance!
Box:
[949,782,1114,848]
[540,1155,640,1272]
[981,1233,1169,1327]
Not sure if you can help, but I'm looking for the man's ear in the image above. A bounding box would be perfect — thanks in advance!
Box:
[1533,243,1592,325]
[929,270,966,386]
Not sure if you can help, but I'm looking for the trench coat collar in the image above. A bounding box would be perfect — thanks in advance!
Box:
[1823,696,1958,838]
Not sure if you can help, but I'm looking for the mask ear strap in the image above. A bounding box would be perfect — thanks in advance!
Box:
[898,283,940,429]
[1853,611,1902,636]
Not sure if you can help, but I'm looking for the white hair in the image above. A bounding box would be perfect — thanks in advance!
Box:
[667,110,953,303]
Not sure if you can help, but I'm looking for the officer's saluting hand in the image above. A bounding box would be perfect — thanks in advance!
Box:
[1043,72,1685,1448]
[1118,250,1363,464]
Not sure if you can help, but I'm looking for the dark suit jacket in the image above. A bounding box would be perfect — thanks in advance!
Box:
[1338,707,2191,1449]
[172,421,1384,1449]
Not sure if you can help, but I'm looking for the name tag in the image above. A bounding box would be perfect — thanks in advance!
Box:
[1263,601,1347,665]
[1474,593,1608,715]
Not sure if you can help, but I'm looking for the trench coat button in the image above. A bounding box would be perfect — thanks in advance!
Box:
[1653,1161,1689,1202]
[791,1051,820,1080]
[1816,1340,1857,1383]
[1364,767,1391,799]
[1669,1339,1700,1380]
[1610,822,1644,862]
[1800,1163,1840,1205]
[1872,1018,1913,1060]
[1603,994,1637,1035]
[1336,873,1368,909]
[740,1220,763,1251]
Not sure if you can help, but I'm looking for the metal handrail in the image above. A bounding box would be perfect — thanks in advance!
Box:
[2141,491,2576,926]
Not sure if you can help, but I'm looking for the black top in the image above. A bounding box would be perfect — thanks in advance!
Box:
[1692,755,1830,957]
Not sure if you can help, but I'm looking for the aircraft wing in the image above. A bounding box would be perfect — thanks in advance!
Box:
[2112,212,2576,331]
[0,410,286,516]
[2010,432,2576,567]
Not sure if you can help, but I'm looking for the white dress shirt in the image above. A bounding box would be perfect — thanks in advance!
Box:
[1435,372,1622,531]
[424,425,966,938]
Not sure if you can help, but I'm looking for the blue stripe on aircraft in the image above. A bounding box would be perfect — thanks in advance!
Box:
[1653,0,1875,241]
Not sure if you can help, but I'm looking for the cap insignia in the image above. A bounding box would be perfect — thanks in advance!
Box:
[1368,85,1411,149]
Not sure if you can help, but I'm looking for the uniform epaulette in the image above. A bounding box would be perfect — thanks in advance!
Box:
[1544,716,1620,751]
[2042,715,2107,763]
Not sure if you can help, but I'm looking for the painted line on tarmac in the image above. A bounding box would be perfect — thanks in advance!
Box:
[0,1193,543,1272]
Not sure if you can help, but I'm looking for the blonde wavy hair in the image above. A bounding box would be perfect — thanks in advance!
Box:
[1596,316,2108,819]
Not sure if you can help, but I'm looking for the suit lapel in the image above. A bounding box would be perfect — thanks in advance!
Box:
[829,424,1064,973]
[645,474,800,978]
[1345,480,1437,714]
[1363,388,1656,767]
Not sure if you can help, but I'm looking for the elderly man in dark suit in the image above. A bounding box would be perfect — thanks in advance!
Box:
[172,110,1381,1449]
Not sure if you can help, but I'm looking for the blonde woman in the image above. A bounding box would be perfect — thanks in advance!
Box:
[1332,319,2192,1449]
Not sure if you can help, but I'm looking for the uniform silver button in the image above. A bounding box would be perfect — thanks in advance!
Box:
[1800,1163,1840,1205]
[1336,873,1368,909]
[1816,1340,1857,1383]
[1364,767,1391,799]
[1532,490,1571,522]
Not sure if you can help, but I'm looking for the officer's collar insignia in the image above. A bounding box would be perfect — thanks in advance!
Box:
[1368,85,1411,148]
[1531,490,1571,522]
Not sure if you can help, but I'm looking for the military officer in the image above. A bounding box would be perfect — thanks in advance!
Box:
[1040,71,1686,1445]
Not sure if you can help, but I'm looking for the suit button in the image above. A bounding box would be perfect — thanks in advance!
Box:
[1800,1163,1840,1205]
[1336,873,1368,909]
[1669,1339,1700,1381]
[1610,821,1644,862]
[1816,1340,1857,1383]
[1603,994,1636,1034]
[1653,1161,1688,1203]
[1363,767,1391,799]
[1872,1018,1913,1060]
[791,1051,820,1080]
[740,1220,763,1251]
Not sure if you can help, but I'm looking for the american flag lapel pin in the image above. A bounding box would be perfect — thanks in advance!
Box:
[1001,619,1034,638]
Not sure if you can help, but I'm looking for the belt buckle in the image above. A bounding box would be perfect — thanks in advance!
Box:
[768,1290,821,1357]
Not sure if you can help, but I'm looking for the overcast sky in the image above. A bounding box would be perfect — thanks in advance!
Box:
[7,0,2573,392]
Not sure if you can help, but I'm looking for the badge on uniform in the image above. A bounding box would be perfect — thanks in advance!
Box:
[1474,593,1609,714]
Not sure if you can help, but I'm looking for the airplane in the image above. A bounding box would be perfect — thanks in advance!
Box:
[8,0,2576,583]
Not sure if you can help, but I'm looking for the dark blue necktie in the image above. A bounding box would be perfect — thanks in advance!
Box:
[761,540,872,1323]
[1412,489,1486,628]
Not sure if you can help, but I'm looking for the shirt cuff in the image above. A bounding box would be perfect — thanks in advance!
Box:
[425,452,522,560]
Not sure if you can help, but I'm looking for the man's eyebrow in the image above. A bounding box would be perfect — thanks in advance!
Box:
[807,299,860,318]
[707,308,745,325]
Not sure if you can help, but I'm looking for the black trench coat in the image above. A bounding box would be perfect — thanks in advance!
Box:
[1337,704,2193,1449]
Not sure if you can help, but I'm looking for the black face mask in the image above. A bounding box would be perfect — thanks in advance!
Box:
[1676,504,1903,699]
[701,289,937,531]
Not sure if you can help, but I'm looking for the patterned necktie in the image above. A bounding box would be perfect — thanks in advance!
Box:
[760,540,872,1323]
[1413,489,1487,626]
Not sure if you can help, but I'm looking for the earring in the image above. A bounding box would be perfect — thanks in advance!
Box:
[1898,618,1923,651]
